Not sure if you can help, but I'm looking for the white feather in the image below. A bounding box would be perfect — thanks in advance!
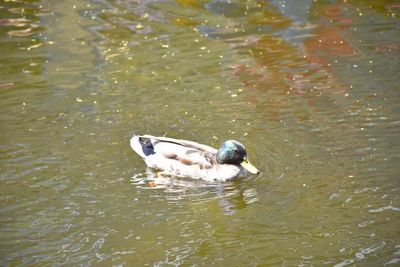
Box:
[130,136,145,158]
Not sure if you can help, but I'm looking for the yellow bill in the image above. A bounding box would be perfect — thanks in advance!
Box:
[240,158,260,174]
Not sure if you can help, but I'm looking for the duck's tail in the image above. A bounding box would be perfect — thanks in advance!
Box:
[130,135,155,158]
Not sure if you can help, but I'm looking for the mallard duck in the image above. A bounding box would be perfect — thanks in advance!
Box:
[130,134,259,182]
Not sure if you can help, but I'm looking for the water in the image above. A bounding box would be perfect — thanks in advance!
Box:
[0,0,399,265]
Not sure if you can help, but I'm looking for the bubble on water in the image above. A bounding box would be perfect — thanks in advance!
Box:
[369,205,400,213]
[355,252,365,259]
[361,241,386,254]
[386,258,400,265]
[334,258,354,267]
[358,220,374,228]
[92,238,105,249]
[329,193,340,200]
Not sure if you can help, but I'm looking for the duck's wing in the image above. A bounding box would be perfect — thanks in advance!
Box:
[133,135,217,169]
[140,135,218,154]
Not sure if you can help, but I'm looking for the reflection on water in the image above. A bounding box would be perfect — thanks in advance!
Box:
[0,0,399,266]
[131,168,260,215]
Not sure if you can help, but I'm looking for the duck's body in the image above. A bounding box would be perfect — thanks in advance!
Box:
[130,135,259,182]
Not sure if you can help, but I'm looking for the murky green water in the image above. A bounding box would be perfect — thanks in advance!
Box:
[1,0,399,265]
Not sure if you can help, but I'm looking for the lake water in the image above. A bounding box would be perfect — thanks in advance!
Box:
[0,0,399,266]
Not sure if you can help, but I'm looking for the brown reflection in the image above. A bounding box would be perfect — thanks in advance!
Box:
[0,17,30,27]
[8,27,36,37]
[0,0,47,79]
[214,1,364,123]
[305,3,356,69]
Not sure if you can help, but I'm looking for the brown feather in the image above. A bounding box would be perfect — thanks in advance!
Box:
[179,158,194,165]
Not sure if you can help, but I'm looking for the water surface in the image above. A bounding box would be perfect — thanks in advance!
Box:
[0,0,399,265]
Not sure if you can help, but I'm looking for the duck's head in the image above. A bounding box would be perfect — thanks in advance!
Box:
[216,140,260,174]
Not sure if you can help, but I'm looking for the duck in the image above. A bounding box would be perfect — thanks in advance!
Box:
[130,134,259,182]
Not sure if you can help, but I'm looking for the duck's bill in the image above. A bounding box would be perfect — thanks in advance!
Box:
[241,159,260,174]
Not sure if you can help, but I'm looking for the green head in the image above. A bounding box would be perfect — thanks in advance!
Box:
[216,140,259,174]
